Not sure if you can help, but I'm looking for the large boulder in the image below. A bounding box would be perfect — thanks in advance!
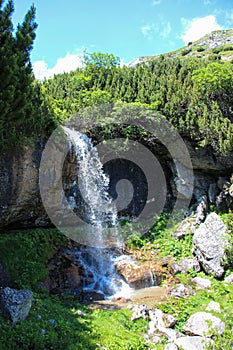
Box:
[183,312,225,337]
[175,336,213,350]
[192,213,228,278]
[115,259,165,289]
[0,287,33,324]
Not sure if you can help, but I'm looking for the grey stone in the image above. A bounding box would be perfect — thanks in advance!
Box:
[206,301,221,313]
[192,213,228,278]
[175,336,213,350]
[216,181,233,212]
[192,277,211,290]
[172,217,196,239]
[229,184,233,197]
[169,258,200,275]
[180,258,201,274]
[225,273,233,283]
[168,262,182,275]
[159,328,184,342]
[169,283,195,299]
[195,195,208,224]
[148,308,177,329]
[0,287,33,324]
[183,312,225,337]
[131,304,149,321]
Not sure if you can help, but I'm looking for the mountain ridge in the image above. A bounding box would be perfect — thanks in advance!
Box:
[128,28,233,67]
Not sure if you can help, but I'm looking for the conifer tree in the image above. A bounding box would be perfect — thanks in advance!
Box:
[0,0,37,147]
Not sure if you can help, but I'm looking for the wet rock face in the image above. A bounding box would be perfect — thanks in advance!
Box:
[0,136,233,229]
[0,142,48,229]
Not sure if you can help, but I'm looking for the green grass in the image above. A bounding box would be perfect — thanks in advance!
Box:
[0,228,67,289]
[0,211,232,350]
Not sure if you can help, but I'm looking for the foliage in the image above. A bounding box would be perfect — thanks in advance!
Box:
[0,294,97,350]
[223,210,233,271]
[0,228,67,289]
[91,308,148,350]
[39,53,233,155]
[0,0,42,149]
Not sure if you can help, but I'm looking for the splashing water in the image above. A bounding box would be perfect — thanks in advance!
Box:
[63,127,132,298]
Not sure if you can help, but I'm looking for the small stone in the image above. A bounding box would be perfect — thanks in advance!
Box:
[77,310,86,316]
[206,301,221,313]
[163,313,177,328]
[229,184,233,197]
[192,277,211,290]
[180,258,201,274]
[172,217,196,239]
[131,304,149,321]
[169,283,195,299]
[225,273,233,283]
[168,262,182,275]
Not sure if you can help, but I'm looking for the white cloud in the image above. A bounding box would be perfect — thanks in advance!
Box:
[180,15,223,45]
[141,20,171,40]
[33,52,84,80]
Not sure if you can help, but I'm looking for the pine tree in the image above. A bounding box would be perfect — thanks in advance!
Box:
[0,0,37,147]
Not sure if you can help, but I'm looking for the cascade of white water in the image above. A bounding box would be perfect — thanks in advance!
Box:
[63,126,117,230]
[63,127,132,297]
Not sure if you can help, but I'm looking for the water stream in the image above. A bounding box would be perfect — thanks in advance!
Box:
[64,127,133,298]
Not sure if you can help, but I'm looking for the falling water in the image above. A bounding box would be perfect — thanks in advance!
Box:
[63,127,132,298]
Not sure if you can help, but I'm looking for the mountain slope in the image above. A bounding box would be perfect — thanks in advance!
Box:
[128,29,233,67]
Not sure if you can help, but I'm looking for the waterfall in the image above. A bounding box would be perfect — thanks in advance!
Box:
[63,127,117,229]
[63,127,131,298]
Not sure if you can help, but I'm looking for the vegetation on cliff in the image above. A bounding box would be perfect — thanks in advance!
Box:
[1,1,233,154]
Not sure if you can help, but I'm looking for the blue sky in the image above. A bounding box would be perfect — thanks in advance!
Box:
[12,0,233,79]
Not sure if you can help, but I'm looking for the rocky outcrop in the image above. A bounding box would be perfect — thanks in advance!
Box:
[115,259,166,289]
[0,135,233,229]
[130,302,225,349]
[0,287,33,324]
[0,143,48,228]
[192,213,228,278]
